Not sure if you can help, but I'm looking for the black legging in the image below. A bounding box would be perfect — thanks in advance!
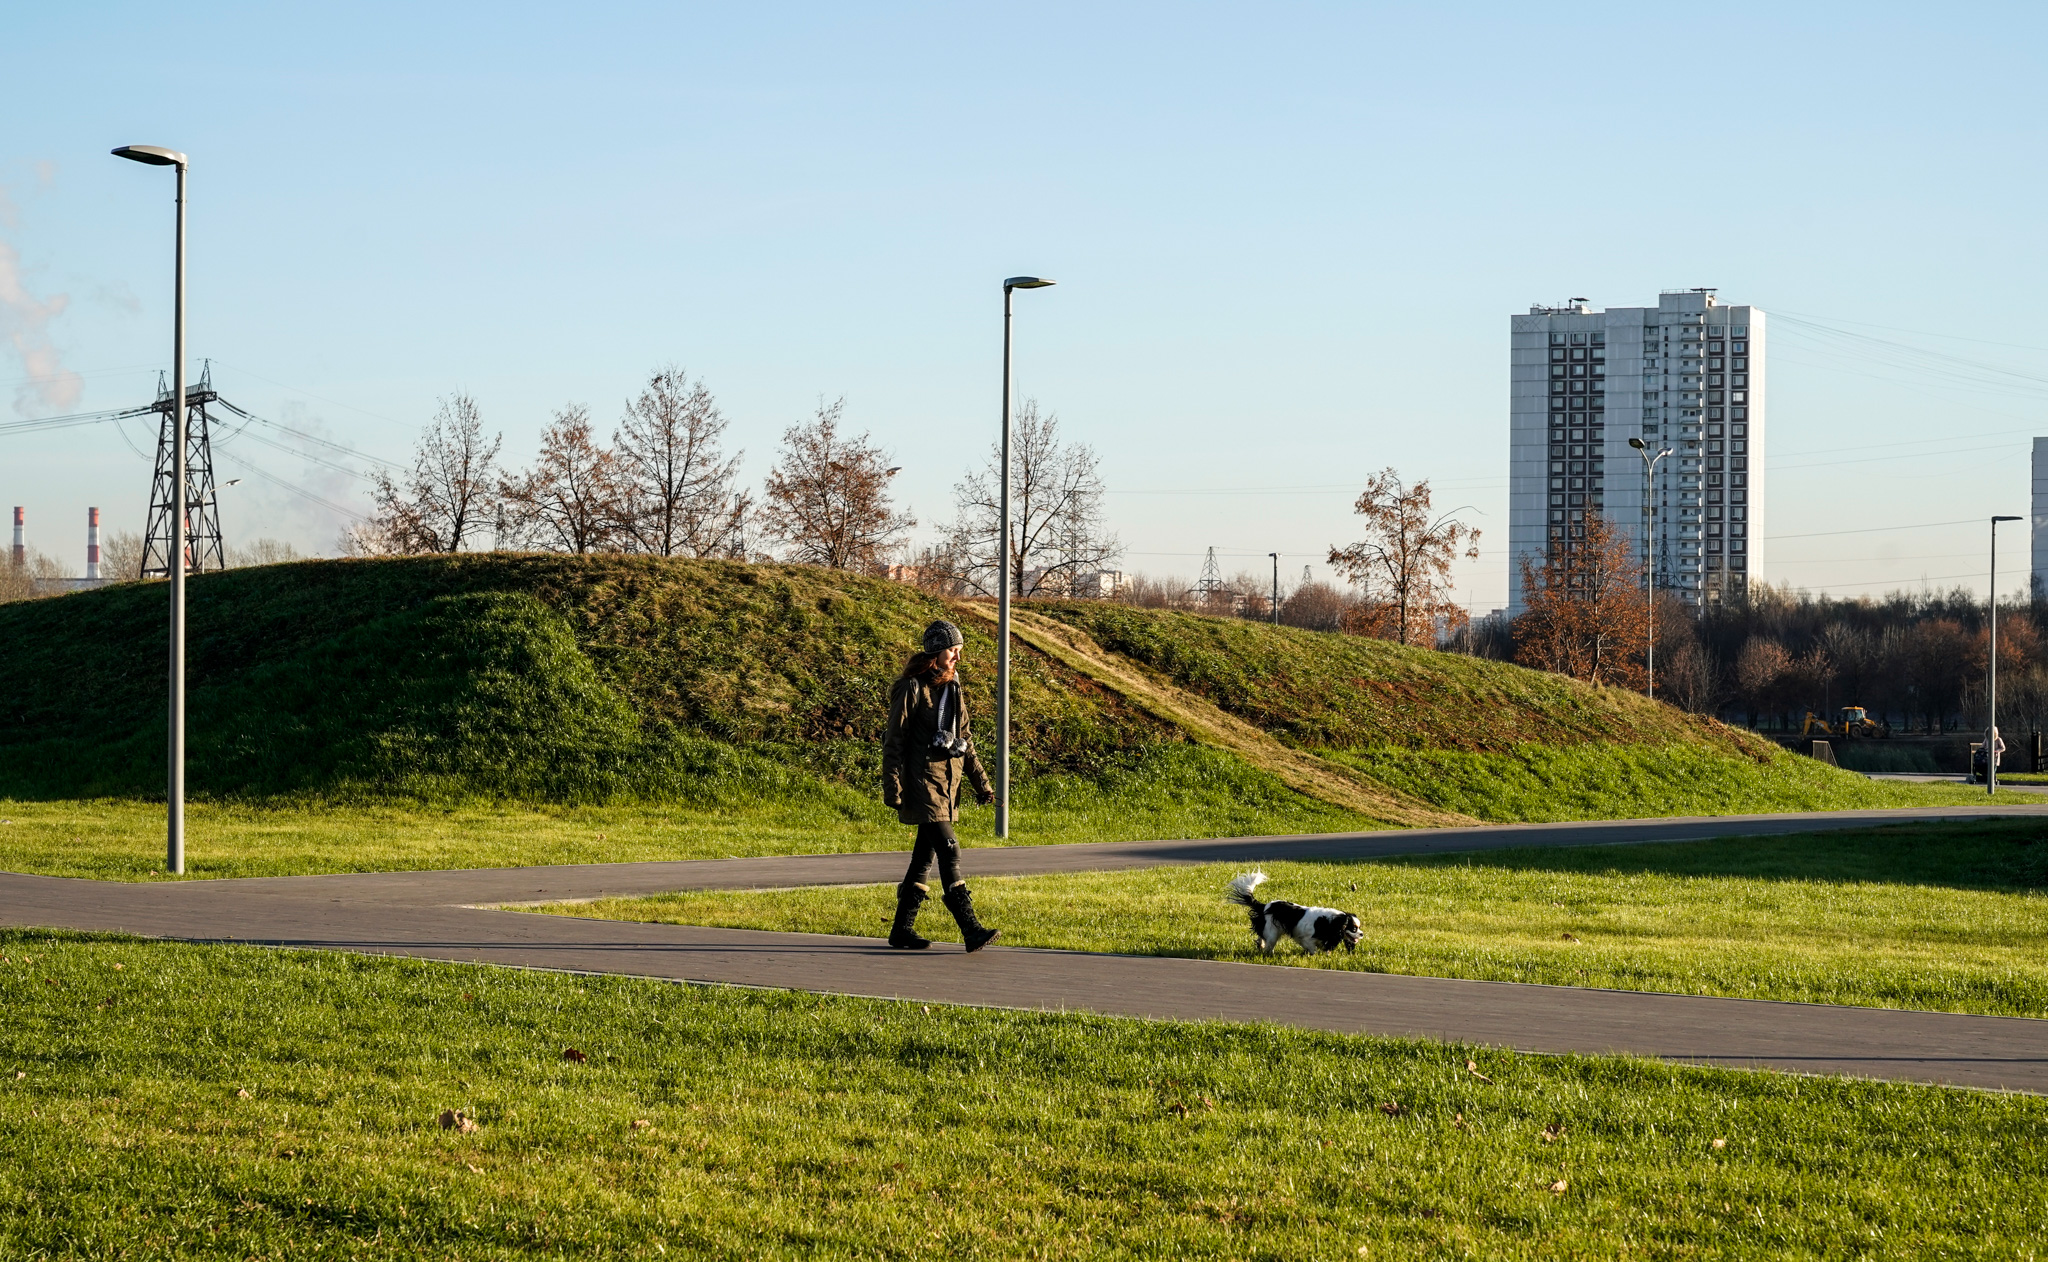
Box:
[903,822,963,888]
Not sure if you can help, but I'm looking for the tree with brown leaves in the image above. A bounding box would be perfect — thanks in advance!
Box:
[360,393,503,555]
[1327,468,1480,646]
[759,398,913,573]
[499,405,629,554]
[1514,513,1649,689]
[614,365,750,558]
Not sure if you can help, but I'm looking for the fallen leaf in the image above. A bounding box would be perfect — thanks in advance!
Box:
[1465,1059,1494,1083]
[439,1109,478,1133]
[13,1071,24,1080]
[1378,1102,1405,1116]
[1712,1137,1727,1150]
[1350,882,1357,892]
[921,1006,930,1014]
[111,964,124,971]
[562,1048,587,1063]
[1561,932,1580,943]
[1541,1123,1563,1144]
[1202,1096,1216,1110]
[466,1163,483,1174]
[631,1119,653,1131]
[1549,1179,1569,1194]
[1453,1112,1468,1130]
[236,1089,251,1099]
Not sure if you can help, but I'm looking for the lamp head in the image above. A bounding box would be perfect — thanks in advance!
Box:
[1628,437,1646,450]
[1004,276,1055,290]
[1994,515,2023,523]
[112,144,187,167]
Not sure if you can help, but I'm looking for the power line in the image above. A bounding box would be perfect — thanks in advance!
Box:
[1765,518,1982,541]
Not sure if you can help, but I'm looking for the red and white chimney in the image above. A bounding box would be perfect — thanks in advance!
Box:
[9,507,21,569]
[87,507,102,580]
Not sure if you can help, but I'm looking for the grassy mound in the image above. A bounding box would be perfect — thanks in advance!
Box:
[0,556,1179,804]
[1032,602,1762,754]
[0,555,1989,826]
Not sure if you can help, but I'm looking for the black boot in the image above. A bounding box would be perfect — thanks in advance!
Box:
[942,882,1000,953]
[888,881,931,950]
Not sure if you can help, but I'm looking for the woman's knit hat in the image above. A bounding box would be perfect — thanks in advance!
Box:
[922,620,964,653]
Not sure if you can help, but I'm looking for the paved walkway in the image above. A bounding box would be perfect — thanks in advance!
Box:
[6,806,2047,1093]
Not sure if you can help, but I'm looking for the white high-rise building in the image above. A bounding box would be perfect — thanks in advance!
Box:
[1508,290,1765,613]
[2031,438,2048,600]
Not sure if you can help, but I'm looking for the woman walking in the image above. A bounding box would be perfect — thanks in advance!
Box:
[882,619,1000,952]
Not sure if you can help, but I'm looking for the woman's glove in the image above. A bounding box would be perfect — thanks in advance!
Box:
[976,787,995,806]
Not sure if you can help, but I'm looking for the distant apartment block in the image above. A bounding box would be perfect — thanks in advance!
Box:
[2032,438,2048,598]
[1508,290,1765,614]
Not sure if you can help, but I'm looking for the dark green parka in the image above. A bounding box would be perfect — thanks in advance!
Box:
[882,673,993,825]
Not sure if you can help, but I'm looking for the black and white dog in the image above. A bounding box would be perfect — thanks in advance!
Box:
[1225,871,1362,955]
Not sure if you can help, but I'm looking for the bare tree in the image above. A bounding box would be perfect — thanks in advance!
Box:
[1281,581,1353,632]
[100,530,145,581]
[225,538,303,568]
[1733,636,1790,728]
[944,401,1121,597]
[363,394,502,554]
[614,365,749,558]
[1328,468,1480,646]
[499,405,630,554]
[758,398,913,573]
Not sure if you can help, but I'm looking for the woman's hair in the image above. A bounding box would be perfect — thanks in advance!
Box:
[900,649,958,684]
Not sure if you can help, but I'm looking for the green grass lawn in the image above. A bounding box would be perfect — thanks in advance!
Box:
[544,820,2048,1018]
[4,930,2045,1260]
[0,746,1378,881]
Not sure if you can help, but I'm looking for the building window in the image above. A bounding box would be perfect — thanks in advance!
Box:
[1551,333,1566,345]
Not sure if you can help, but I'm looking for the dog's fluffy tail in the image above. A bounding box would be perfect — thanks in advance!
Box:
[1224,870,1268,908]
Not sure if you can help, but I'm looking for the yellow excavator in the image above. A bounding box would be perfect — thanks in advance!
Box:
[1800,706,1890,739]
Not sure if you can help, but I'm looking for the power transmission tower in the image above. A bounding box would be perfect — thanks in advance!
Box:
[1191,547,1226,596]
[1301,564,1313,588]
[140,362,226,578]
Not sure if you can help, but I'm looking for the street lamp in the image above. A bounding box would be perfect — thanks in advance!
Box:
[113,143,190,875]
[1268,552,1280,625]
[1988,514,2023,795]
[997,276,1055,838]
[1628,437,1675,700]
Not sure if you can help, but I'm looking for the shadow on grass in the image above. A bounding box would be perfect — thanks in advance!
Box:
[1357,818,2048,893]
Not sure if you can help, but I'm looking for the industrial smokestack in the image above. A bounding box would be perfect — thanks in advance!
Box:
[10,507,21,569]
[87,507,101,580]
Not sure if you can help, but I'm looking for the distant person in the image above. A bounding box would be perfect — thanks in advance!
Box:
[881,619,1000,952]
[1972,727,2007,783]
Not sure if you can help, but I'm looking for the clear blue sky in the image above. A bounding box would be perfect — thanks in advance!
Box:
[6,1,2047,607]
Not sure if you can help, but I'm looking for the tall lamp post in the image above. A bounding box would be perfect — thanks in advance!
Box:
[997,276,1055,838]
[113,143,189,875]
[1989,514,2023,795]
[1628,437,1674,701]
[1268,552,1280,625]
